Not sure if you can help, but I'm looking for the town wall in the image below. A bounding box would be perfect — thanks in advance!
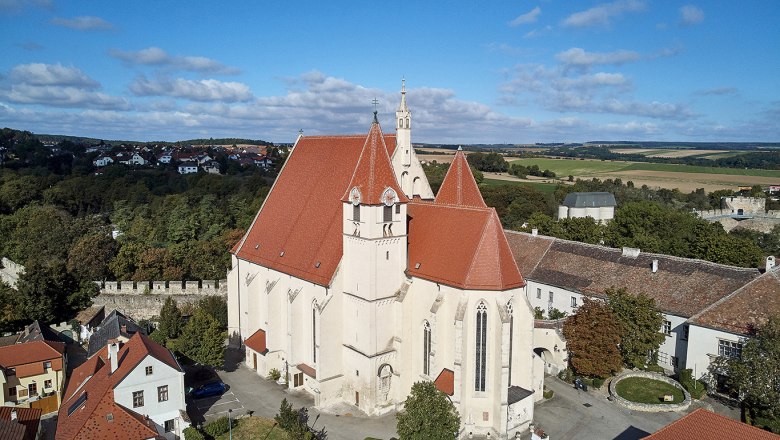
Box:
[92,279,227,320]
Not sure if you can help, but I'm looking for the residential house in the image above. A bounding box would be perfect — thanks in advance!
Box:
[87,310,146,358]
[0,340,66,414]
[56,332,188,440]
[177,161,198,175]
[557,192,616,223]
[0,406,42,440]
[93,155,114,167]
[74,305,106,344]
[157,151,173,164]
[643,408,779,440]
[0,320,63,347]
[201,160,221,174]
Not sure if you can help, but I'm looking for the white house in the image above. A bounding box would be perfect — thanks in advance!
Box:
[56,332,188,440]
[557,192,616,223]
[177,161,198,174]
[229,83,542,439]
[93,155,114,167]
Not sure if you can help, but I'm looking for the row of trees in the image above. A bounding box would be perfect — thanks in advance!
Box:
[150,296,227,368]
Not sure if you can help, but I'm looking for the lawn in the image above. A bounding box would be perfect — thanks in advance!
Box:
[215,417,290,440]
[480,178,558,194]
[615,377,685,404]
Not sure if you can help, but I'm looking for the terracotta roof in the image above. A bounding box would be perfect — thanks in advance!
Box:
[57,332,181,440]
[0,340,65,369]
[75,306,105,326]
[408,203,524,291]
[434,368,454,396]
[689,269,780,335]
[244,329,268,355]
[233,133,396,287]
[643,408,779,440]
[340,121,407,205]
[505,231,760,318]
[434,149,486,208]
[0,407,41,440]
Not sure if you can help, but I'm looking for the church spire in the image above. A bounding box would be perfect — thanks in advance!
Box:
[396,79,412,166]
[434,148,487,208]
[398,78,409,113]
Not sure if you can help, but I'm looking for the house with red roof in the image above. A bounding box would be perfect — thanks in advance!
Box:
[643,408,779,440]
[0,339,66,414]
[56,332,187,440]
[228,82,540,439]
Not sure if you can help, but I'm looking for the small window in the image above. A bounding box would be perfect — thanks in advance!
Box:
[106,413,114,422]
[44,379,52,389]
[571,297,577,308]
[145,366,153,376]
[671,356,679,368]
[395,204,401,214]
[44,361,51,369]
[164,419,175,433]
[682,324,689,341]
[8,386,16,397]
[7,368,15,376]
[536,288,541,299]
[133,390,144,408]
[548,291,554,302]
[28,383,37,396]
[386,251,389,260]
[718,339,742,358]
[384,205,393,222]
[353,205,360,222]
[158,385,168,402]
[662,321,672,336]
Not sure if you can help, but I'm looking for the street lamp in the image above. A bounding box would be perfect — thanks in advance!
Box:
[228,409,233,440]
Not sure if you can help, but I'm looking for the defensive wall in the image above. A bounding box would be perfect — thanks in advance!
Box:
[92,279,227,320]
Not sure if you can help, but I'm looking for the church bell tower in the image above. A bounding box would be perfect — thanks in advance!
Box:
[396,79,412,167]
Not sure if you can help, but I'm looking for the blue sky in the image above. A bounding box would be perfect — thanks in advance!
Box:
[0,1,778,143]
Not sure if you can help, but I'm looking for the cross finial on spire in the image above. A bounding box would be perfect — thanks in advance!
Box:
[373,110,378,123]
[372,97,379,110]
[402,77,406,94]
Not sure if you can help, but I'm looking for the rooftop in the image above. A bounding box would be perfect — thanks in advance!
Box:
[643,408,779,440]
[562,192,617,208]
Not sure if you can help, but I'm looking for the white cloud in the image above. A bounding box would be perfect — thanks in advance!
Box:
[556,48,640,67]
[110,47,240,75]
[0,0,50,13]
[680,5,704,25]
[696,87,737,96]
[562,0,645,28]
[3,85,130,109]
[10,63,99,88]
[51,16,113,31]
[129,76,253,102]
[510,6,541,26]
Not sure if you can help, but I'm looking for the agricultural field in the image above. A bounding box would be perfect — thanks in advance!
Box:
[508,157,780,193]
[481,178,557,194]
[609,148,745,159]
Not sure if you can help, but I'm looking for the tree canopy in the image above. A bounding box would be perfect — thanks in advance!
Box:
[606,287,665,368]
[562,298,623,378]
[396,381,461,440]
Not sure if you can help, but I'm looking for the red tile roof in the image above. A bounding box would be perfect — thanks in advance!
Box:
[341,121,407,205]
[232,133,397,287]
[244,329,267,355]
[0,340,64,370]
[56,332,180,440]
[643,408,779,440]
[408,203,524,291]
[434,149,486,208]
[434,368,454,396]
[689,269,780,335]
[0,407,41,440]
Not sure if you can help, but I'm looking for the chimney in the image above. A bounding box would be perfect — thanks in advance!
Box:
[108,342,119,373]
[10,409,17,421]
[531,228,538,236]
[767,256,776,272]
[652,259,659,273]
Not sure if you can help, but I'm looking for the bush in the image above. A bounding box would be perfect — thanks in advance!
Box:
[203,416,236,438]
[543,388,554,399]
[592,378,605,389]
[644,364,666,374]
[678,370,706,400]
[581,377,594,387]
[182,426,205,440]
[558,368,575,383]
[268,368,281,381]
[148,329,167,346]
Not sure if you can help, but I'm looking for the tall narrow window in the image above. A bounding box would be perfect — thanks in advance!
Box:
[475,302,487,392]
[353,205,360,222]
[507,300,514,387]
[384,205,393,222]
[312,307,317,363]
[423,321,432,376]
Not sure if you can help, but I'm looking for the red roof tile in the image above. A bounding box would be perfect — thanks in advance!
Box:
[0,407,41,440]
[434,368,454,396]
[643,408,779,440]
[56,332,180,440]
[408,203,525,291]
[233,133,397,287]
[297,363,316,379]
[689,269,780,335]
[244,329,267,355]
[0,340,64,369]
[341,121,407,205]
[434,149,486,208]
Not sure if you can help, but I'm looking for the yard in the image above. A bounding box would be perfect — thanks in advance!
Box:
[215,417,290,440]
[615,377,685,404]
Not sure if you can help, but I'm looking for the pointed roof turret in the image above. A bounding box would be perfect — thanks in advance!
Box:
[397,78,409,113]
[434,148,487,208]
[342,117,408,205]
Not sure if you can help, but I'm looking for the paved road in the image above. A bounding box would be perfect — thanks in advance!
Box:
[533,376,740,440]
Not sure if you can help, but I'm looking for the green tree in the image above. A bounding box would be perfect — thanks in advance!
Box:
[67,233,118,281]
[177,309,226,368]
[396,381,461,440]
[15,260,96,323]
[710,315,780,432]
[198,295,228,330]
[562,298,623,378]
[0,280,20,332]
[158,297,183,339]
[274,398,313,439]
[606,287,665,368]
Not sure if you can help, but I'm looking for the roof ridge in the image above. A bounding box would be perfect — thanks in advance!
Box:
[689,268,778,324]
[504,229,555,274]
[434,150,486,208]
[341,121,407,205]
[464,211,496,287]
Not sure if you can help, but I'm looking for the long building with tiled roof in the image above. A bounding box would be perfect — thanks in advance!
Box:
[228,83,541,439]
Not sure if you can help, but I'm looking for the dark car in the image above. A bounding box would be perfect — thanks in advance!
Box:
[189,381,227,399]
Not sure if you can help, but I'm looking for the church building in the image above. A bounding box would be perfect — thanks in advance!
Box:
[227,82,542,438]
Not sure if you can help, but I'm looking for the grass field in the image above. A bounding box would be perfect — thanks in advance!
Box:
[615,377,685,404]
[481,178,558,194]
[215,417,290,440]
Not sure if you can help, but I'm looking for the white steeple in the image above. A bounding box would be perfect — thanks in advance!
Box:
[395,79,411,166]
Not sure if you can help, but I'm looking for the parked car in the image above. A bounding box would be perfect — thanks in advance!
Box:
[189,381,227,399]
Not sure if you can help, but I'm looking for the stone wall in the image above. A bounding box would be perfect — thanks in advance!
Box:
[722,196,765,213]
[609,371,691,413]
[92,279,227,321]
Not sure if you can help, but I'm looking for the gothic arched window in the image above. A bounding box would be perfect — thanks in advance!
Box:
[312,303,317,364]
[475,301,487,392]
[423,321,432,376]
[507,300,514,386]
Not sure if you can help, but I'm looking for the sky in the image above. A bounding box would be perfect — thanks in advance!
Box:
[0,1,779,144]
